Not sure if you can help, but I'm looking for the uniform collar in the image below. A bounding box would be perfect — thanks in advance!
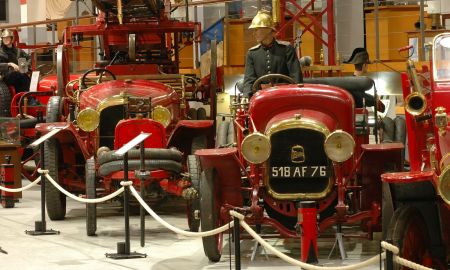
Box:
[261,39,276,50]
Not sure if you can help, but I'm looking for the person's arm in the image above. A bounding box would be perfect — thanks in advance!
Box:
[243,51,257,98]
[285,45,303,83]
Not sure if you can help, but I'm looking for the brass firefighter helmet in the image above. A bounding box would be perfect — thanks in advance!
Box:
[249,10,275,30]
[1,29,14,39]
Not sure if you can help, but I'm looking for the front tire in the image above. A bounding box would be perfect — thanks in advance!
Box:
[386,206,444,270]
[44,138,66,220]
[186,155,201,232]
[44,96,66,220]
[0,81,12,116]
[200,168,223,262]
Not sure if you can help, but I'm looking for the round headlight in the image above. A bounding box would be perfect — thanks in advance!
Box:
[439,166,450,205]
[241,132,271,164]
[324,130,355,163]
[152,105,171,128]
[77,108,100,132]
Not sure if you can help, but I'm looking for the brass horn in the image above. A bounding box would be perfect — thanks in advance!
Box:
[405,60,427,116]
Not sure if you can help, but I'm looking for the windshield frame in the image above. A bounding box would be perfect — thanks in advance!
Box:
[433,33,450,83]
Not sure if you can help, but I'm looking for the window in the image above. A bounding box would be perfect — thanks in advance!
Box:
[0,0,7,22]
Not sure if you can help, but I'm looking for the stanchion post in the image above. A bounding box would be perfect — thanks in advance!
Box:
[106,133,150,259]
[1,155,15,208]
[233,216,241,270]
[123,152,131,255]
[26,137,59,236]
[386,239,394,270]
[138,140,148,247]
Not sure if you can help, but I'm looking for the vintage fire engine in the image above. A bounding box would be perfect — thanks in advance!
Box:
[34,0,216,236]
[0,29,62,207]
[196,73,404,262]
[381,33,450,269]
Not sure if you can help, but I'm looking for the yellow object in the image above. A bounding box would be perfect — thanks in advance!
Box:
[241,132,271,164]
[77,108,100,132]
[324,130,355,163]
[1,29,13,38]
[249,10,275,30]
[272,0,280,24]
[439,165,450,205]
[152,105,172,127]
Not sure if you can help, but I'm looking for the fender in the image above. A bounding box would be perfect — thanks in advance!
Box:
[167,120,214,153]
[196,148,243,207]
[35,122,91,159]
[358,143,404,210]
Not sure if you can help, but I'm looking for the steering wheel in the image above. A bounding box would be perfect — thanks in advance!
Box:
[80,68,116,89]
[251,73,296,93]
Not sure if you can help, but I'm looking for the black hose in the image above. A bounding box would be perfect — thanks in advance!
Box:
[98,148,182,165]
[98,159,182,177]
[381,117,395,143]
[19,118,38,128]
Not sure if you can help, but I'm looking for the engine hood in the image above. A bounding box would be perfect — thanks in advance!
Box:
[249,84,355,135]
[79,79,179,111]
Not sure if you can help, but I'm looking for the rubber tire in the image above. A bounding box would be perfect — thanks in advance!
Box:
[0,81,12,116]
[44,138,67,220]
[197,107,207,120]
[215,121,230,148]
[381,182,394,239]
[226,121,235,145]
[200,168,223,262]
[386,206,438,270]
[381,117,395,143]
[46,96,61,122]
[186,155,200,232]
[1,196,14,208]
[44,96,66,220]
[86,157,97,236]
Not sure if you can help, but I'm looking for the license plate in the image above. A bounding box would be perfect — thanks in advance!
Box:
[270,166,330,178]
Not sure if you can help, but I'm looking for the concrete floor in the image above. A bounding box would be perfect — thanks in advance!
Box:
[0,180,384,270]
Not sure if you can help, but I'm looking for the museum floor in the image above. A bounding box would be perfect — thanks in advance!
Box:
[0,180,383,270]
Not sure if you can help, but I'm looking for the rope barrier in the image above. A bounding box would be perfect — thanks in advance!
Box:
[4,168,434,270]
[40,170,125,203]
[129,186,234,237]
[0,176,41,192]
[229,210,385,270]
[381,241,434,270]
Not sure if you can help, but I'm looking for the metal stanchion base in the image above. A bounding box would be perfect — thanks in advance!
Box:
[105,252,147,260]
[105,242,147,260]
[250,240,269,261]
[328,232,347,260]
[25,221,60,236]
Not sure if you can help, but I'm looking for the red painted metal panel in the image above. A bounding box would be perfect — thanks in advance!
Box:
[114,119,167,149]
[249,84,354,134]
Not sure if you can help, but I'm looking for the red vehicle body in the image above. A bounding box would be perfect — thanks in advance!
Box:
[196,74,403,262]
[381,33,450,269]
[34,0,216,235]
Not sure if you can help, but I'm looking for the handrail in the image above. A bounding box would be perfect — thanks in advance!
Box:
[172,0,237,8]
[0,15,95,29]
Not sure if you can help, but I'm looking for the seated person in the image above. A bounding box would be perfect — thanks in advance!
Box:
[243,10,302,98]
[0,29,31,93]
[344,47,384,112]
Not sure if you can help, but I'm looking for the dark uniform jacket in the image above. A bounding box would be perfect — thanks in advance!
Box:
[0,44,31,92]
[243,39,302,97]
[0,44,31,67]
